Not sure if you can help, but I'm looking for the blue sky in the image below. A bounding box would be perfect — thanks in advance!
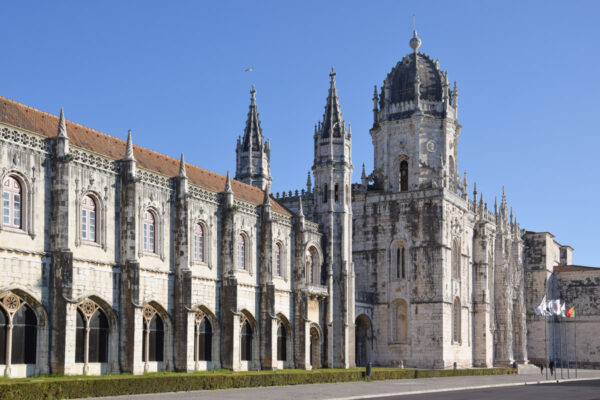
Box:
[2,1,599,266]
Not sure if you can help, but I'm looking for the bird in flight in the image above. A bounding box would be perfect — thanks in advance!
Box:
[245,67,254,72]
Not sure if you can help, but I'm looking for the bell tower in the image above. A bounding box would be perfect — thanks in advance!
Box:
[312,68,354,368]
[369,31,461,192]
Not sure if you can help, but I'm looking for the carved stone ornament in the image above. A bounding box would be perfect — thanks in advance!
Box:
[451,217,463,237]
[78,299,99,319]
[426,140,436,153]
[195,310,205,323]
[143,305,157,322]
[2,294,21,313]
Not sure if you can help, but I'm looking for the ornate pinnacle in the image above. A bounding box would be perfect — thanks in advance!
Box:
[347,123,352,139]
[178,153,186,178]
[263,182,271,205]
[306,171,312,192]
[361,163,367,179]
[57,107,67,138]
[224,171,233,193]
[297,195,304,217]
[124,130,135,161]
[409,29,422,52]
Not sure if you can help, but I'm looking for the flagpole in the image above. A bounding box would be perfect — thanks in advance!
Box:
[575,312,578,378]
[544,314,548,380]
[560,315,564,379]
[566,316,569,379]
[552,315,557,379]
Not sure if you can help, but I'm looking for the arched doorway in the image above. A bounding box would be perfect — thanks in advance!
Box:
[355,314,372,366]
[310,325,321,369]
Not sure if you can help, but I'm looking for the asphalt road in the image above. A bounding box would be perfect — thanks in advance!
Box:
[369,379,600,400]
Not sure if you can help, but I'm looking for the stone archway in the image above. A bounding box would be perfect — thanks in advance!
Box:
[355,314,372,366]
[310,326,321,369]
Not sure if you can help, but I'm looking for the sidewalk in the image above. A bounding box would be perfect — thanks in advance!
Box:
[83,369,600,400]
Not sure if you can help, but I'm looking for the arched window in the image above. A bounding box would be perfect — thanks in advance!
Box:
[452,240,460,280]
[81,195,96,242]
[241,320,252,361]
[194,223,205,262]
[274,243,282,277]
[143,211,156,253]
[392,300,408,342]
[334,184,339,202]
[76,301,109,364]
[322,184,328,203]
[453,297,461,344]
[400,160,408,192]
[396,246,406,280]
[277,323,287,361]
[237,234,247,270]
[306,247,320,285]
[0,309,6,365]
[142,306,164,362]
[11,304,37,364]
[3,176,22,229]
[194,316,212,362]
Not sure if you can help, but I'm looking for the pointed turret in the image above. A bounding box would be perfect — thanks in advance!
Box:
[318,67,346,138]
[361,163,368,188]
[54,107,70,157]
[178,153,187,178]
[297,195,304,217]
[372,85,379,125]
[306,171,312,193]
[224,171,233,193]
[235,85,272,190]
[57,107,67,138]
[124,130,135,161]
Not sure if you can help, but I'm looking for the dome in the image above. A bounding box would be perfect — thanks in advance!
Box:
[384,52,444,104]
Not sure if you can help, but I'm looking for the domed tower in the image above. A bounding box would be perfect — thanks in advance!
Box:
[370,30,460,192]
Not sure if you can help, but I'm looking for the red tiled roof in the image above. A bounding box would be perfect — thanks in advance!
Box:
[0,96,290,216]
[553,265,600,273]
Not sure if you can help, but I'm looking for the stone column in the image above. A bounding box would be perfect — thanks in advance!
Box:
[259,194,276,369]
[472,222,493,367]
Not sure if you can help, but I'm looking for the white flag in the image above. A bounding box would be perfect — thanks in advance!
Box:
[535,296,549,316]
[550,299,562,316]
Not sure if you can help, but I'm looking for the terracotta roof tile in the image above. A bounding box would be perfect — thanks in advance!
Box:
[0,96,290,216]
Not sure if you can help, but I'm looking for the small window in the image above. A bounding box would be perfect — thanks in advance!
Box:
[400,161,408,192]
[396,247,406,279]
[194,223,205,262]
[143,211,156,253]
[274,243,282,276]
[3,176,22,229]
[81,195,97,242]
[334,184,339,202]
[323,184,328,203]
[237,234,247,270]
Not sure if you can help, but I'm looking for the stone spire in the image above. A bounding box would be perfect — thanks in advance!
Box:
[57,107,67,138]
[306,171,312,193]
[318,67,345,138]
[361,163,368,188]
[124,130,135,161]
[263,182,271,206]
[178,153,186,178]
[224,171,233,193]
[372,85,379,125]
[242,84,263,152]
[297,195,304,217]
[235,85,272,190]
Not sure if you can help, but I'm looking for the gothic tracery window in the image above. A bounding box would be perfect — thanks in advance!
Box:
[274,243,282,277]
[194,312,212,362]
[142,305,164,362]
[237,234,247,270]
[75,300,109,364]
[194,223,205,262]
[81,195,97,243]
[400,160,408,192]
[3,176,22,229]
[0,293,37,366]
[143,211,156,253]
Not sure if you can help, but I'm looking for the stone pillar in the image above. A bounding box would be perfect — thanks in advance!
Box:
[173,169,192,371]
[472,222,493,367]
[219,179,237,370]
[259,194,276,369]
[48,132,72,375]
[118,152,142,373]
[494,232,514,366]
[292,213,309,369]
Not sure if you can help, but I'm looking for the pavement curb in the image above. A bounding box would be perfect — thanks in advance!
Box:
[327,376,600,400]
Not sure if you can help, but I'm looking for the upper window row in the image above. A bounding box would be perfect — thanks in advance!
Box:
[3,176,21,229]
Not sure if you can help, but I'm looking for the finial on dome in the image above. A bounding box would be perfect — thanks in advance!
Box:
[409,30,422,52]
